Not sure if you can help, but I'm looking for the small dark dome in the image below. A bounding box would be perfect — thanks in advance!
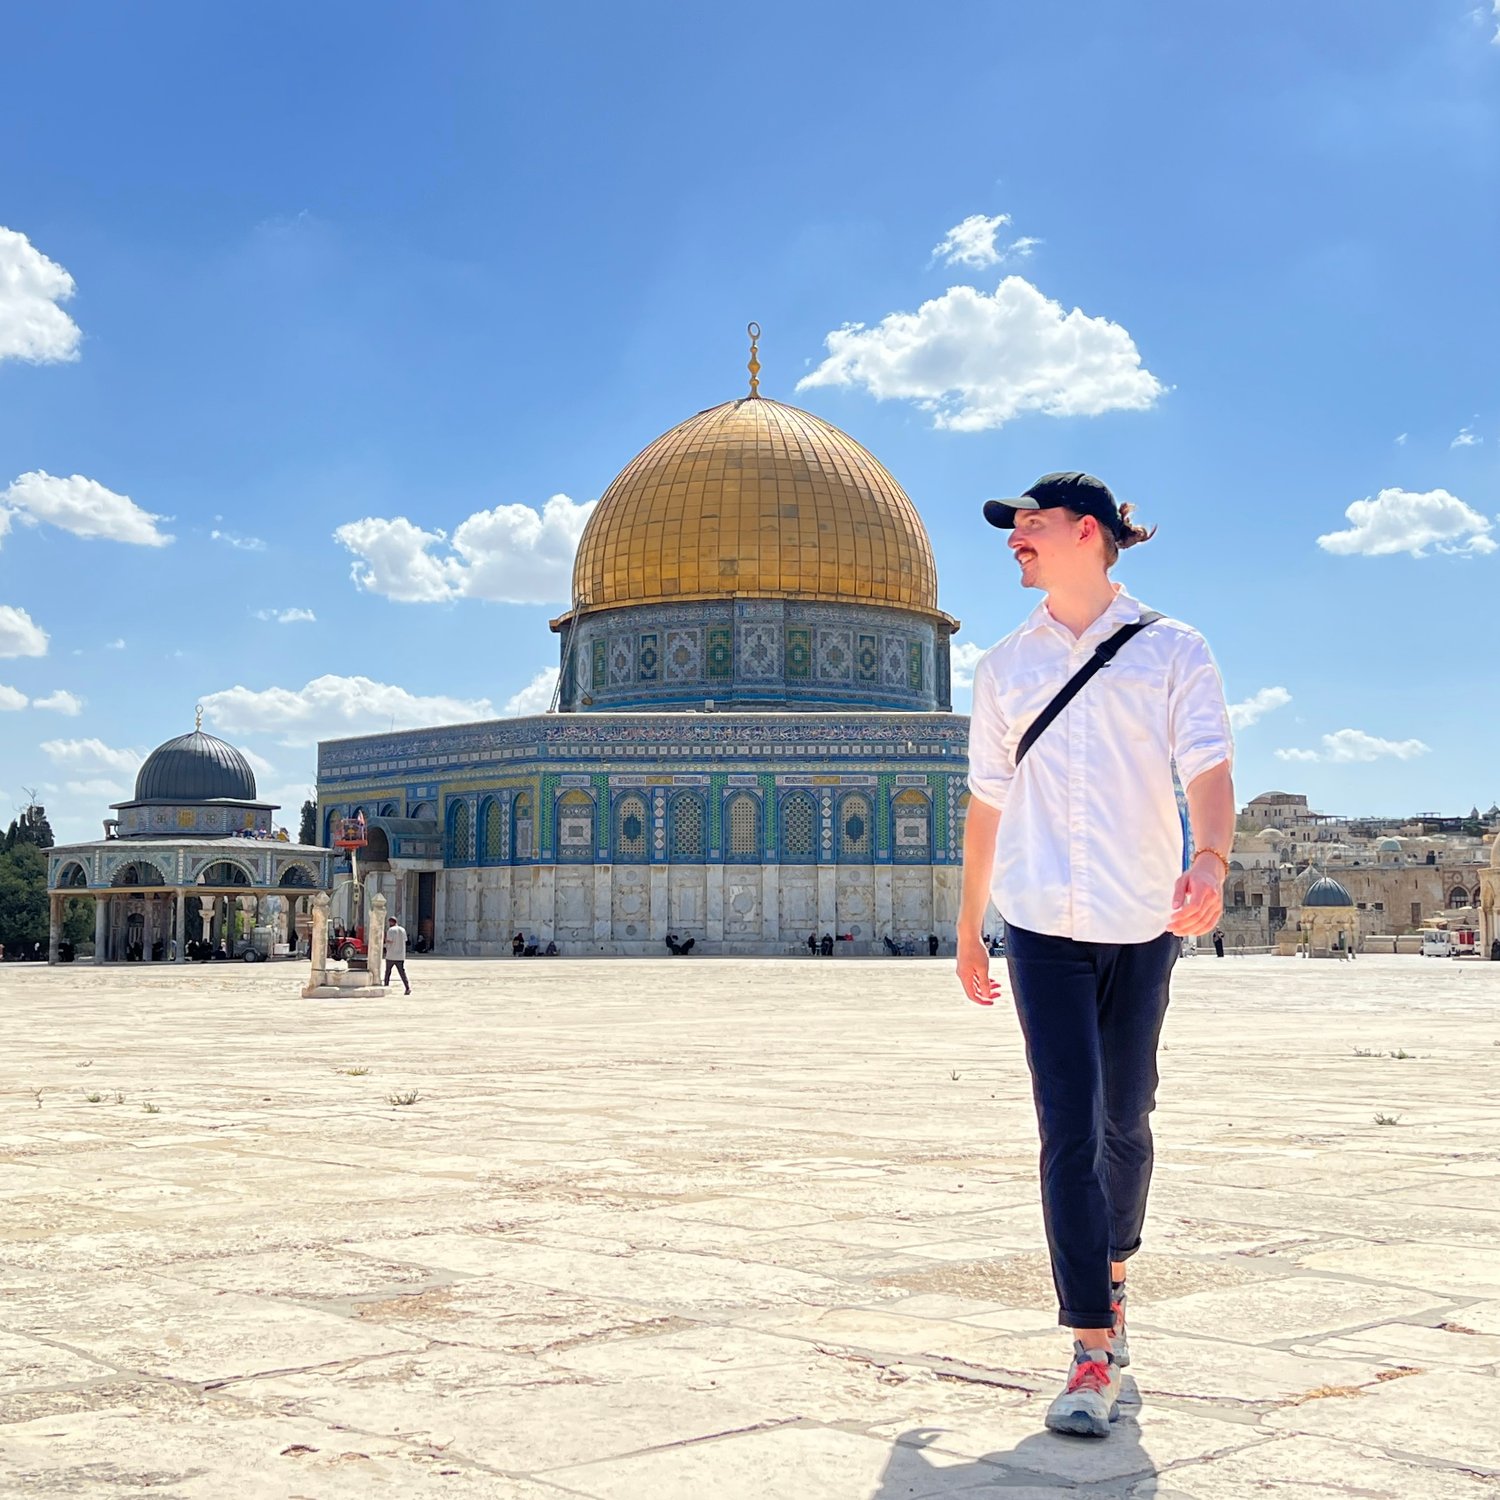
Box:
[134,730,257,803]
[1303,875,1354,908]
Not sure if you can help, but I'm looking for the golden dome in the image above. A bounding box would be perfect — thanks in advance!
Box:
[568,395,943,620]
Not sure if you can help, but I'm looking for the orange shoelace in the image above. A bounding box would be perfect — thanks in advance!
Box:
[1067,1358,1114,1394]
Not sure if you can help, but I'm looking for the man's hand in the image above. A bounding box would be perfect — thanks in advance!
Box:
[955,931,1002,1007]
[1167,857,1225,937]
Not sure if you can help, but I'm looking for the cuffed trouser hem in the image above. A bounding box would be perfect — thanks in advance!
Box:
[1110,1241,1143,1262]
[1058,1307,1116,1330]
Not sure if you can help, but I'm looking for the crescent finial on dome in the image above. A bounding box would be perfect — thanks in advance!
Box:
[195,703,204,732]
[747,322,761,398]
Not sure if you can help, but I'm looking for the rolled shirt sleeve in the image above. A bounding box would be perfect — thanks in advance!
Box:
[1169,632,1233,786]
[966,651,1014,811]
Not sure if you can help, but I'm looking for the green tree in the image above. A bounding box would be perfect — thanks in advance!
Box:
[0,844,49,952]
[3,803,55,852]
[299,799,317,846]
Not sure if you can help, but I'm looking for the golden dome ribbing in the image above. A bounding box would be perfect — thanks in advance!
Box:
[568,395,941,619]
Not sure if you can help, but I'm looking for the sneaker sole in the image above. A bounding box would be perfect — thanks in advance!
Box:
[1045,1402,1119,1438]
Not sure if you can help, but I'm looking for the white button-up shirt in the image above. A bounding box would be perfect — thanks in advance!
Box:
[967,586,1232,945]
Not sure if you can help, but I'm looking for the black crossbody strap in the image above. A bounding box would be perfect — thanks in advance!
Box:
[1014,611,1164,767]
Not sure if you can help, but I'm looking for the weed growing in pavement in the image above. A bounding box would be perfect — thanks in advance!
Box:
[1352,1047,1374,1057]
[29,1087,43,1108]
[1389,1048,1412,1060]
[1373,1112,1401,1126]
[336,1066,371,1076]
[112,1091,125,1104]
[142,1102,161,1114]
[387,1090,421,1107]
[84,1091,103,1103]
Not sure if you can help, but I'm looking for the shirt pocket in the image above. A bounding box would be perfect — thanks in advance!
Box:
[997,664,1070,754]
[1098,660,1170,743]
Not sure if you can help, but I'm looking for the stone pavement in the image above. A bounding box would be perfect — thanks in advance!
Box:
[2,954,1498,1498]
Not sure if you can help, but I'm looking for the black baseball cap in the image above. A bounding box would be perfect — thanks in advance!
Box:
[983,472,1124,540]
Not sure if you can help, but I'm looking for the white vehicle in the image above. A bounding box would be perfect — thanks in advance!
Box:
[1420,929,1456,958]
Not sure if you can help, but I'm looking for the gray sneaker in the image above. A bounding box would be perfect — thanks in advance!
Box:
[1111,1280,1130,1368]
[1044,1341,1122,1438]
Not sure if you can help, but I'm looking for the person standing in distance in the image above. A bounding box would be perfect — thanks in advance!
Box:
[384,916,412,996]
[957,473,1233,1439]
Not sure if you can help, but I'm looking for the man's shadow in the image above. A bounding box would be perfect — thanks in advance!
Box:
[871,1374,1161,1496]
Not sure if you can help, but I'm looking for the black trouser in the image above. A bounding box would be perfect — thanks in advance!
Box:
[1004,922,1177,1330]
[384,959,409,991]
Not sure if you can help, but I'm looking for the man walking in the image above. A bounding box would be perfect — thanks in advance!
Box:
[384,915,412,995]
[956,473,1233,1439]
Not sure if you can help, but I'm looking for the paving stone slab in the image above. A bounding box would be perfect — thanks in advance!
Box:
[1306,1320,1500,1368]
[1264,1367,1500,1472]
[0,1274,423,1383]
[1138,1274,1450,1345]
[1296,1240,1500,1299]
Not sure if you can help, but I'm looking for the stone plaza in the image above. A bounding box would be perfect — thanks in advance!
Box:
[2,955,1499,1498]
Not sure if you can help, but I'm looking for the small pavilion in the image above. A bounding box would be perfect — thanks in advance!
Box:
[46,714,333,964]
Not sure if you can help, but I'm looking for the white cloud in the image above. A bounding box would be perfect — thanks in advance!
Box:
[200,674,495,748]
[933,214,1011,268]
[1228,686,1292,731]
[0,604,48,658]
[63,777,130,801]
[2,471,171,547]
[1491,0,1500,43]
[0,227,81,364]
[40,737,146,777]
[33,689,83,715]
[949,640,988,690]
[1451,425,1481,448]
[931,215,1041,270]
[797,277,1164,432]
[212,528,265,551]
[1316,486,1496,557]
[334,493,595,605]
[0,684,27,711]
[503,667,558,716]
[254,607,316,624]
[105,638,126,650]
[1394,432,1408,445]
[1274,729,1430,765]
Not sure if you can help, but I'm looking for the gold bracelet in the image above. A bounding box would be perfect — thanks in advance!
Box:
[1193,846,1230,878]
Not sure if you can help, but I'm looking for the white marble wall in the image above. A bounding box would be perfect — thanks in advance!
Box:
[431,863,962,956]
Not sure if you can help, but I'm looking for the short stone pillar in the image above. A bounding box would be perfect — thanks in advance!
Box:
[367,893,387,980]
[48,894,61,965]
[308,890,330,987]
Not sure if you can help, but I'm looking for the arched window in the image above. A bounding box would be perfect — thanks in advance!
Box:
[556,790,595,862]
[377,802,399,817]
[726,792,759,860]
[615,794,648,861]
[408,801,434,822]
[112,860,168,888]
[56,861,88,888]
[479,797,505,865]
[512,791,533,861]
[1449,886,1472,909]
[669,793,705,862]
[446,800,472,865]
[278,864,316,888]
[781,791,817,863]
[323,808,342,845]
[891,788,931,863]
[837,793,871,862]
[197,861,251,887]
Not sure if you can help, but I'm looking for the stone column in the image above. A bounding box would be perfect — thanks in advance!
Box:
[649,864,669,943]
[174,890,187,962]
[142,897,156,963]
[593,865,612,947]
[308,890,330,986]
[47,894,61,965]
[705,865,725,944]
[433,876,446,951]
[816,865,836,933]
[761,865,780,947]
[874,867,893,943]
[367,893,387,982]
[94,896,108,964]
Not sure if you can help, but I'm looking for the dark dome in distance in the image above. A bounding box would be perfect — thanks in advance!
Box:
[1303,875,1354,908]
[134,730,257,803]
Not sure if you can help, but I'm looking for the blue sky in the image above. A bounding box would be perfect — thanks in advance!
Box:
[2,1,1497,842]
